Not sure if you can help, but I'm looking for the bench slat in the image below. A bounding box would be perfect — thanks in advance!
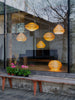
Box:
[0,74,75,85]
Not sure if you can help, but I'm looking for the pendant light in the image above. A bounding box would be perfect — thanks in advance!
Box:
[36,23,46,48]
[16,12,27,42]
[25,22,39,31]
[53,24,65,34]
[43,32,55,41]
[43,24,55,41]
[36,41,46,48]
[16,33,27,42]
[48,60,62,71]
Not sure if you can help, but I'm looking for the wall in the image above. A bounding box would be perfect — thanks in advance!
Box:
[0,0,26,12]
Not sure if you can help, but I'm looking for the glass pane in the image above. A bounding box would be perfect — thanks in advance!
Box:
[70,0,75,73]
[6,0,68,72]
[0,1,4,70]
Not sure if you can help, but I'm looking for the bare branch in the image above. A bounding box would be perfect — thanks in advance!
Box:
[47,0,64,20]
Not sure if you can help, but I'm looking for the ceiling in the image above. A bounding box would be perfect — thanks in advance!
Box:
[0,1,19,15]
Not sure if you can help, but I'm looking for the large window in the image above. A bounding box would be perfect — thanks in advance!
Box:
[2,0,75,73]
[0,1,4,70]
[5,0,68,73]
[70,0,75,73]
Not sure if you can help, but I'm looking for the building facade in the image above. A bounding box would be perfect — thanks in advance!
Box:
[0,0,75,73]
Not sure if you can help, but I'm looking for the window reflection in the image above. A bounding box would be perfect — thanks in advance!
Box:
[0,1,4,70]
[5,0,68,72]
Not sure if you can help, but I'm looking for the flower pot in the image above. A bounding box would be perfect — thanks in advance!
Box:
[25,75,29,77]
[15,73,18,76]
[8,73,11,75]
[11,74,14,76]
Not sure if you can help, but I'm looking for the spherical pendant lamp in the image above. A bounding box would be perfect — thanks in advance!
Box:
[36,41,46,48]
[48,60,62,71]
[16,33,27,42]
[53,24,65,34]
[43,32,55,41]
[25,22,39,31]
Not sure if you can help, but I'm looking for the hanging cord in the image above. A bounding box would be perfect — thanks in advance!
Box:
[13,11,21,38]
[39,23,41,40]
[48,23,50,31]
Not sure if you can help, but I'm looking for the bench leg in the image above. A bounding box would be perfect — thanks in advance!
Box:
[38,81,42,93]
[2,77,5,91]
[8,78,12,88]
[33,81,37,96]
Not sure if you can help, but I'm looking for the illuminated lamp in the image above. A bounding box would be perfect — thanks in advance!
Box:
[36,41,46,48]
[43,32,55,41]
[48,60,62,71]
[53,24,65,34]
[25,22,39,31]
[16,33,27,42]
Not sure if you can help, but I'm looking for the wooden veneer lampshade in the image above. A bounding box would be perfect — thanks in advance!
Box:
[48,60,62,71]
[43,32,55,41]
[53,24,65,34]
[36,41,46,48]
[16,33,27,42]
[25,22,39,31]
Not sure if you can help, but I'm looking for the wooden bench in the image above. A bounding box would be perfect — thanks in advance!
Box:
[0,74,42,96]
[0,74,75,96]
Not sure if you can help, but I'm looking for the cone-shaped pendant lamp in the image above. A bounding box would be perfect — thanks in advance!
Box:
[36,41,46,48]
[53,24,65,34]
[48,60,62,71]
[25,22,39,31]
[16,33,27,42]
[43,32,55,41]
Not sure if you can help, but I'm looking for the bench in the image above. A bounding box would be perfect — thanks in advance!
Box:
[0,74,75,96]
[0,74,42,96]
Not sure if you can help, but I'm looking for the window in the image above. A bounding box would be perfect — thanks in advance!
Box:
[70,0,75,73]
[0,1,4,70]
[0,0,70,73]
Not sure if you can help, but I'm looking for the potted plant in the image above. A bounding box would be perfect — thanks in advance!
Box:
[6,63,17,75]
[6,63,31,77]
[6,67,12,75]
[23,69,31,77]
[14,68,19,76]
[11,68,16,75]
[10,63,16,75]
[21,65,31,76]
[17,69,24,76]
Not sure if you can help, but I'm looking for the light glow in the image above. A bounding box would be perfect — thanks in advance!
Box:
[16,33,27,42]
[53,24,65,34]
[48,60,62,72]
[25,22,39,31]
[43,32,55,41]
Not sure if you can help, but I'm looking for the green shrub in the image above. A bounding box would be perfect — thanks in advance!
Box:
[13,68,19,75]
[6,67,12,74]
[17,69,24,76]
[6,66,31,76]
[23,69,31,76]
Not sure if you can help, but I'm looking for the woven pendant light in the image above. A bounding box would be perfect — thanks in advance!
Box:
[43,32,55,41]
[16,33,27,42]
[48,60,62,71]
[25,22,39,31]
[36,41,46,48]
[53,24,65,34]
